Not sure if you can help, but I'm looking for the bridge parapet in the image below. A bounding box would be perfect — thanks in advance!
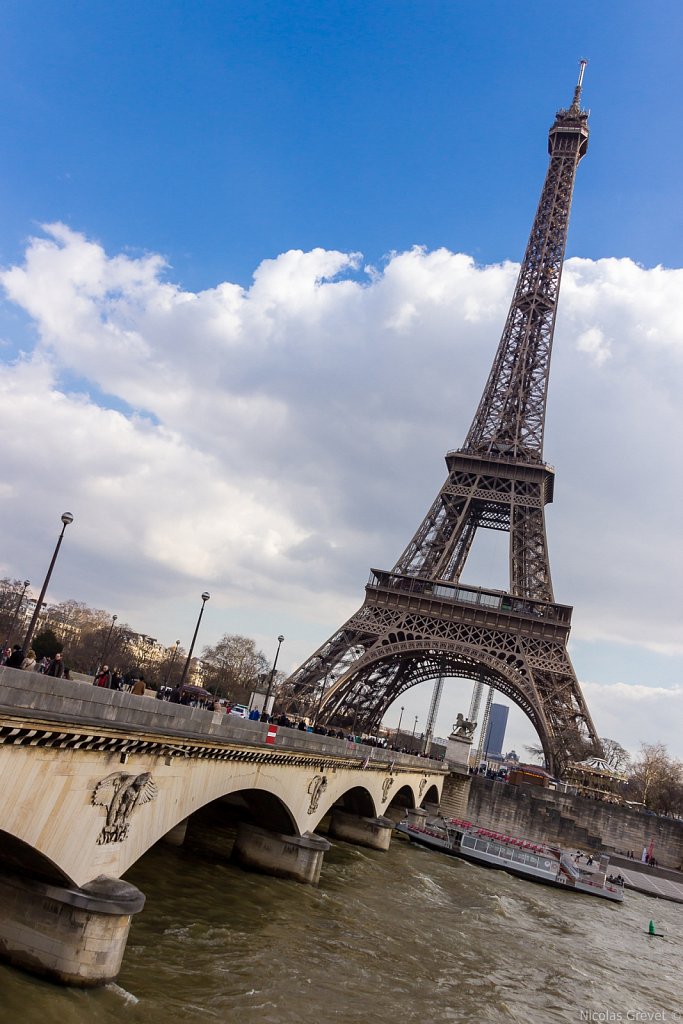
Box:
[0,665,439,770]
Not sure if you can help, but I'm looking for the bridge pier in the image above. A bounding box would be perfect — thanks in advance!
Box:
[405,806,428,827]
[0,872,144,987]
[328,809,395,851]
[232,823,331,885]
[439,770,472,819]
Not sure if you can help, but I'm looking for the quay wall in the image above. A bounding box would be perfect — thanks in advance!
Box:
[465,776,683,870]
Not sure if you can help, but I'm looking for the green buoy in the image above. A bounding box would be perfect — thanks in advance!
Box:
[648,919,663,936]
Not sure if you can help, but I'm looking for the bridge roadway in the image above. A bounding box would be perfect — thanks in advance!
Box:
[0,665,446,987]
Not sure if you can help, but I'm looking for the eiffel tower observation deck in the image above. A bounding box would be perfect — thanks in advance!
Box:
[283,62,598,776]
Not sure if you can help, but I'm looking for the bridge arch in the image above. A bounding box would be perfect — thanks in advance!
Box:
[422,784,440,807]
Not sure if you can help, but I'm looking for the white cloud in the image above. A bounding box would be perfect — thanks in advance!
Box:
[1,226,681,753]
[576,326,611,366]
[579,681,683,760]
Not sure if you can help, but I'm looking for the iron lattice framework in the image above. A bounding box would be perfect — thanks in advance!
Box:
[282,63,599,774]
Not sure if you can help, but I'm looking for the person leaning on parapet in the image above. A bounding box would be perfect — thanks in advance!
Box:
[94,665,111,688]
[21,649,37,671]
[5,645,24,668]
[131,674,146,696]
[169,684,182,704]
[45,653,65,677]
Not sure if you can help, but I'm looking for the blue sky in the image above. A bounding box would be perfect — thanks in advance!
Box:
[2,1,682,286]
[0,2,681,761]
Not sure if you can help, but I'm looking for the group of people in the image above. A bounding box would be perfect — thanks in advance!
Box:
[623,848,657,867]
[1,644,68,677]
[93,665,146,696]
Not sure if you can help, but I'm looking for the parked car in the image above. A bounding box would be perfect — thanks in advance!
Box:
[229,704,249,718]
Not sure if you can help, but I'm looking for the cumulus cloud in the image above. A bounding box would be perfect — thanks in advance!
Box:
[0,225,681,752]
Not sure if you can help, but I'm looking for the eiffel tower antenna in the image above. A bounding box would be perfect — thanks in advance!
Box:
[283,62,598,776]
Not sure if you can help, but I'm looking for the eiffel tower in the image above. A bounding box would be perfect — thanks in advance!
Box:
[283,62,599,774]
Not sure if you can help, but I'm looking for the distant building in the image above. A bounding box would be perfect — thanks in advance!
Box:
[482,703,508,758]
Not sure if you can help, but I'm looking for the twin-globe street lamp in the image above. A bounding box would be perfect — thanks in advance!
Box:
[263,634,285,716]
[22,512,74,655]
[163,640,182,687]
[94,613,118,677]
[179,592,210,688]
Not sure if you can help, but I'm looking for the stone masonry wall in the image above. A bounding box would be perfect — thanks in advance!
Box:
[466,776,683,869]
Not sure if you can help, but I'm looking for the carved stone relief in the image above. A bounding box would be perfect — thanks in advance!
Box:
[92,771,158,844]
[307,775,328,814]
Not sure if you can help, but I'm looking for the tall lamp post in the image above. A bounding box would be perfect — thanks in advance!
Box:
[411,715,419,752]
[7,580,30,645]
[263,634,285,716]
[23,512,74,655]
[95,613,118,677]
[313,657,329,728]
[164,640,181,686]
[179,592,210,688]
[395,705,405,745]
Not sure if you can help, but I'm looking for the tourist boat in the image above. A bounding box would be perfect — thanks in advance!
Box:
[395,817,624,903]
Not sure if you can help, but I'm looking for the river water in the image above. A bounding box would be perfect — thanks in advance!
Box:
[2,819,682,1024]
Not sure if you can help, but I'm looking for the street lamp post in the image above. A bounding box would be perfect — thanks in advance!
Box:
[313,657,329,728]
[164,640,181,686]
[395,705,405,745]
[263,634,285,717]
[22,513,74,655]
[412,715,419,752]
[179,592,210,688]
[7,580,30,646]
[95,613,118,678]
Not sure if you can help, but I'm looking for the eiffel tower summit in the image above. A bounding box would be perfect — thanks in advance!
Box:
[284,61,599,775]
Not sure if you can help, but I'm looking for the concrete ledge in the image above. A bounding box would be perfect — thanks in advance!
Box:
[0,665,445,771]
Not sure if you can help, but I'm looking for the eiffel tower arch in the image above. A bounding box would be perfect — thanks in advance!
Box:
[282,63,600,776]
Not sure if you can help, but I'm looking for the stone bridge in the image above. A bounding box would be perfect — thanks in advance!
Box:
[0,666,446,987]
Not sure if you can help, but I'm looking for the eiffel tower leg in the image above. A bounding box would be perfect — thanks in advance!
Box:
[510,505,554,603]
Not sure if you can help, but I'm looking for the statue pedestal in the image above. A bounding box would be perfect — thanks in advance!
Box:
[445,733,473,772]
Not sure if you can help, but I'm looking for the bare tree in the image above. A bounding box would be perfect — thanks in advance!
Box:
[599,738,631,773]
[0,578,31,644]
[628,743,683,816]
[201,634,269,701]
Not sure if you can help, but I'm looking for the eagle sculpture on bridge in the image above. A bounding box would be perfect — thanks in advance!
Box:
[92,771,158,844]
